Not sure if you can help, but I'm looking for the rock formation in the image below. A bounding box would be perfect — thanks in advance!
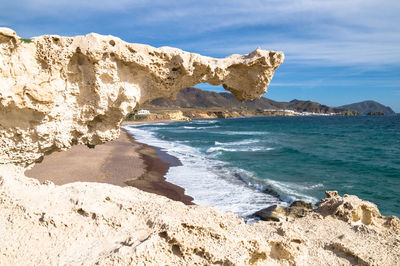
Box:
[1,28,399,265]
[254,201,313,222]
[0,28,283,167]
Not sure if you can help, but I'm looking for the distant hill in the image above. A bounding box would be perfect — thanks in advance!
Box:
[339,101,395,115]
[145,87,346,114]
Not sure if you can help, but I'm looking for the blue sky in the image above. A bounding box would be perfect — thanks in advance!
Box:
[2,0,400,111]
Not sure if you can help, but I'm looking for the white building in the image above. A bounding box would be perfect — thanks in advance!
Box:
[137,109,150,115]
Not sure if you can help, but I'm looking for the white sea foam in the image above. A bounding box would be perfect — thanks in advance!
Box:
[196,125,221,129]
[264,180,320,203]
[302,183,324,190]
[123,126,283,217]
[206,146,274,153]
[182,125,221,130]
[210,139,274,153]
[231,171,320,204]
[123,124,321,216]
[215,139,259,146]
[206,147,236,152]
[192,119,218,124]
[215,131,267,136]
[170,125,220,131]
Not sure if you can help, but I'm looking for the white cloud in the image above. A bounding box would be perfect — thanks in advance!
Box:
[180,36,400,67]
[135,0,400,67]
[1,0,399,67]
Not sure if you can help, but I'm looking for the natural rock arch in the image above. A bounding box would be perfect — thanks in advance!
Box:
[0,28,284,167]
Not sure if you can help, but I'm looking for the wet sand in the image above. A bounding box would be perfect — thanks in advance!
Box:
[25,129,194,205]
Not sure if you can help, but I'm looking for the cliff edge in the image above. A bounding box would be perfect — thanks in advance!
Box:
[1,28,399,265]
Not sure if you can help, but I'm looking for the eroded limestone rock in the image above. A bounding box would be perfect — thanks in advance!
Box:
[0,27,283,167]
[317,191,400,229]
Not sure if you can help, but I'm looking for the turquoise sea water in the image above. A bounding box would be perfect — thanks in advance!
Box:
[125,116,400,217]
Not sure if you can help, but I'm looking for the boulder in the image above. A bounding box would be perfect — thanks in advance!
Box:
[254,205,286,221]
[254,201,313,221]
[289,200,313,209]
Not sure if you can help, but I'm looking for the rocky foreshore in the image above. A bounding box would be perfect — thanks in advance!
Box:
[1,168,399,265]
[1,28,399,265]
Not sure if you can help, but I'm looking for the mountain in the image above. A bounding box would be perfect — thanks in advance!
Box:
[144,87,346,114]
[285,99,344,113]
[339,100,395,115]
[145,87,283,110]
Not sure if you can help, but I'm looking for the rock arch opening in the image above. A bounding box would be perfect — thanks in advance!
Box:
[126,83,264,122]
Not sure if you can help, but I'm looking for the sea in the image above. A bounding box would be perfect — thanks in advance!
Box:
[124,115,400,218]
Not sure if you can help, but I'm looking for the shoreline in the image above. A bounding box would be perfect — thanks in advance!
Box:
[123,129,194,205]
[25,129,194,205]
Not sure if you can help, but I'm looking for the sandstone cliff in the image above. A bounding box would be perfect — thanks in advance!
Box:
[0,27,283,167]
[1,28,399,265]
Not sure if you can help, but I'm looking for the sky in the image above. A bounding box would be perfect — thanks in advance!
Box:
[1,0,400,111]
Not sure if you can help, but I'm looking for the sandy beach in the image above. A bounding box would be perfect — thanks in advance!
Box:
[25,129,194,205]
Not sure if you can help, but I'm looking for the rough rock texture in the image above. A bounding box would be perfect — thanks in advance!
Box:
[1,28,399,265]
[0,28,283,167]
[254,201,313,222]
[1,169,399,265]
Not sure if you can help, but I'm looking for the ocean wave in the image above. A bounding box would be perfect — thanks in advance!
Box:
[206,146,274,153]
[192,120,218,125]
[207,166,320,205]
[178,125,221,130]
[123,125,319,216]
[123,126,282,217]
[264,180,320,203]
[214,131,267,136]
[197,125,221,129]
[302,183,324,190]
[207,147,237,153]
[184,125,220,130]
[215,139,259,146]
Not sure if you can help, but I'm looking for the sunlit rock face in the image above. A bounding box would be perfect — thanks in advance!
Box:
[0,28,283,167]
